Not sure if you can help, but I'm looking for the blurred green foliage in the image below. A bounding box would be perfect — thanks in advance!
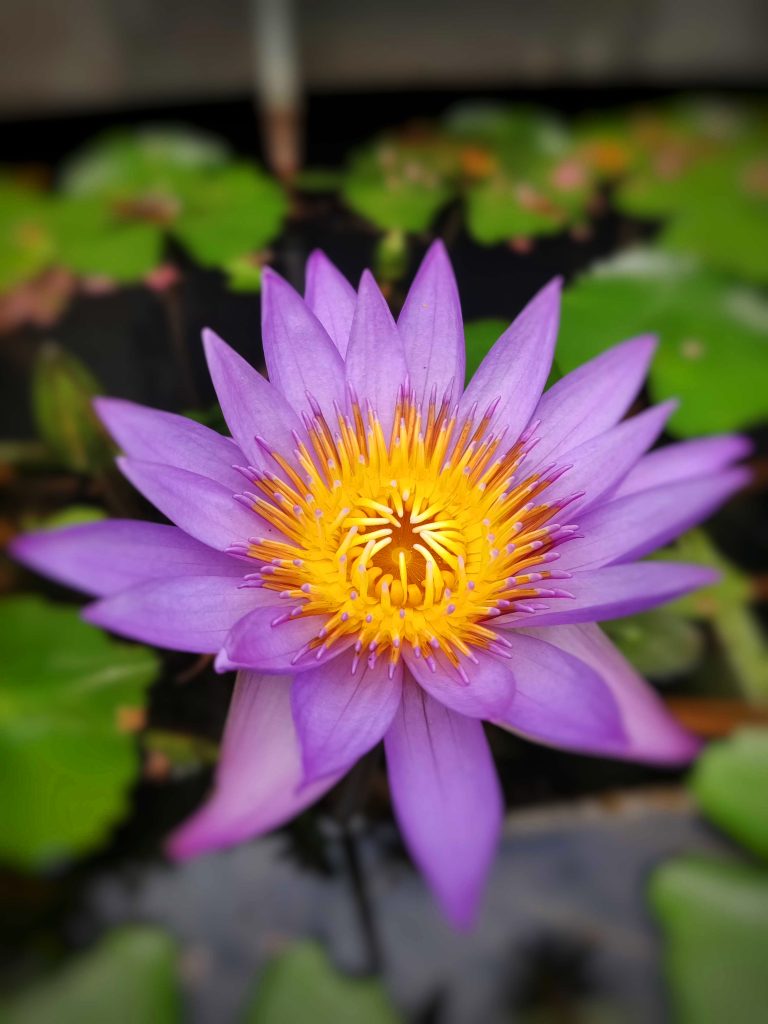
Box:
[691,730,768,860]
[558,249,768,437]
[0,927,180,1024]
[0,596,159,870]
[0,126,287,301]
[31,343,115,474]
[245,943,400,1024]
[651,856,768,1024]
[652,727,768,1024]
[0,932,401,1024]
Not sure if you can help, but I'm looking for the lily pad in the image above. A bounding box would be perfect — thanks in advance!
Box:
[654,532,768,703]
[0,596,159,870]
[464,318,508,383]
[58,128,287,286]
[558,248,768,436]
[604,610,704,681]
[0,926,179,1024]
[651,857,768,1024]
[690,729,768,860]
[245,943,400,1024]
[342,140,456,234]
[31,344,115,474]
[0,179,58,293]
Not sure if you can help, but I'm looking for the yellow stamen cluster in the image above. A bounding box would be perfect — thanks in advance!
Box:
[238,388,575,675]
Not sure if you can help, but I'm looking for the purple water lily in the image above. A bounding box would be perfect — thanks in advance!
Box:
[12,243,749,928]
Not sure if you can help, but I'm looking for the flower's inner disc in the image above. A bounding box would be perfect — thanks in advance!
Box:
[240,388,577,673]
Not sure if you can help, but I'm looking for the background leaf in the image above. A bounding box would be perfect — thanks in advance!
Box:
[690,729,768,860]
[651,857,768,1024]
[558,249,768,436]
[0,927,179,1024]
[0,596,159,870]
[244,943,401,1024]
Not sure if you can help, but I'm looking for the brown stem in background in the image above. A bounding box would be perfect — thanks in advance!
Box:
[159,283,199,409]
[332,751,383,975]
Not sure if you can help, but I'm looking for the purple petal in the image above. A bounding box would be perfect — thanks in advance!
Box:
[291,652,403,784]
[520,623,701,764]
[528,335,657,467]
[216,605,352,674]
[261,268,346,420]
[559,468,750,570]
[460,278,561,445]
[168,671,342,859]
[202,329,303,465]
[84,576,272,653]
[385,676,502,929]
[117,457,281,552]
[9,520,243,597]
[613,434,753,499]
[304,250,356,357]
[496,561,718,628]
[404,646,515,718]
[345,270,408,434]
[543,400,676,515]
[494,633,627,755]
[94,397,245,491]
[397,240,464,408]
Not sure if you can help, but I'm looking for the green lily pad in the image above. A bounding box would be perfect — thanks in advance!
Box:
[58,128,286,285]
[464,318,508,383]
[691,729,768,860]
[245,943,400,1024]
[558,248,768,436]
[60,126,230,198]
[650,857,768,1024]
[342,141,456,234]
[172,163,287,267]
[654,532,768,703]
[0,596,159,870]
[0,926,179,1024]
[604,610,704,681]
[31,344,115,474]
[0,179,58,293]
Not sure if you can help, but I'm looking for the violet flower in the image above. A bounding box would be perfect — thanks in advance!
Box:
[12,243,750,928]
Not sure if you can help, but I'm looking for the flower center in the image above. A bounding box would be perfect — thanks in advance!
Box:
[238,387,576,675]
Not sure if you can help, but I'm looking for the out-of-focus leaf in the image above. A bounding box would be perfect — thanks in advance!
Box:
[464,318,507,383]
[691,729,768,860]
[342,141,455,234]
[373,229,408,283]
[173,164,287,267]
[294,168,344,192]
[654,532,768,702]
[650,857,768,1024]
[26,505,108,530]
[0,179,57,292]
[31,344,115,474]
[0,596,159,870]
[653,531,752,619]
[245,943,400,1024]
[558,249,768,436]
[223,252,263,293]
[51,196,162,282]
[142,729,219,776]
[604,610,704,681]
[61,126,230,198]
[0,926,179,1024]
